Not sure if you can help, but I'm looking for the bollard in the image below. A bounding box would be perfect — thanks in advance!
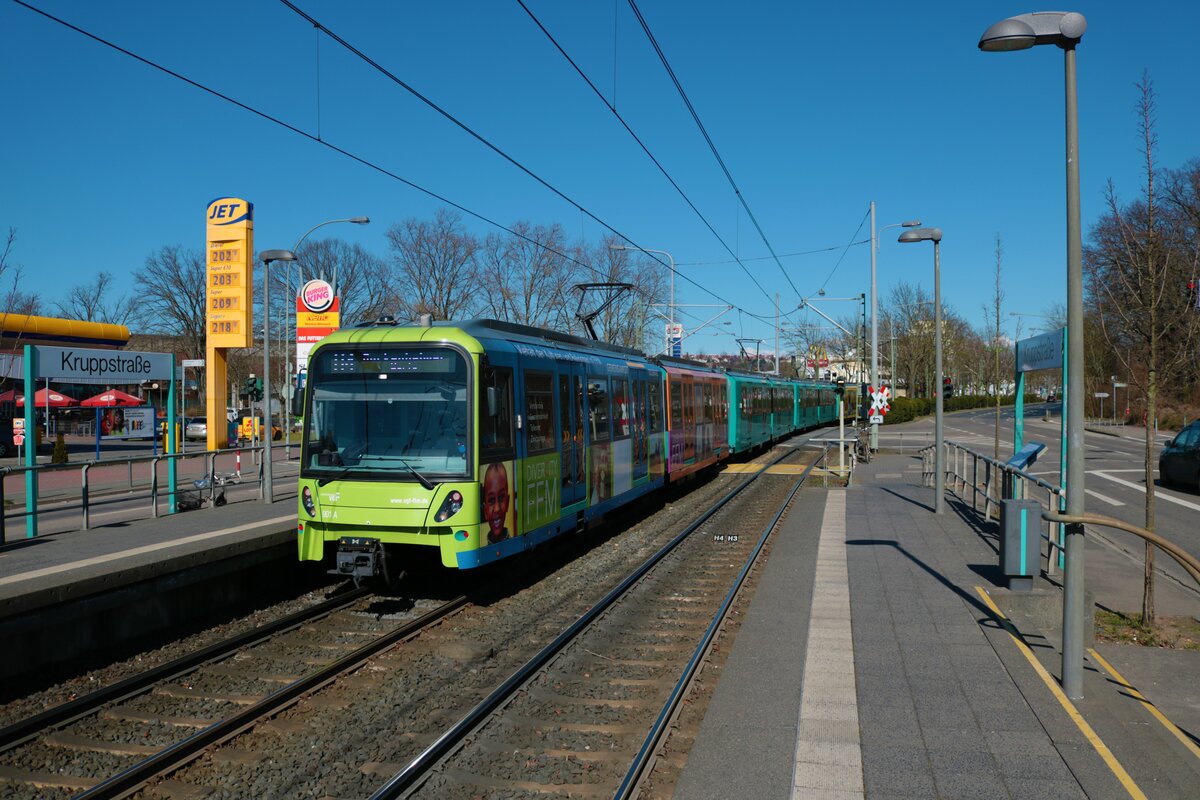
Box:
[150,457,160,518]
[81,463,91,530]
[236,449,242,477]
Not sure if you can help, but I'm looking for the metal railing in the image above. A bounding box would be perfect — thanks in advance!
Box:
[923,440,1200,592]
[0,445,268,544]
[922,440,1065,575]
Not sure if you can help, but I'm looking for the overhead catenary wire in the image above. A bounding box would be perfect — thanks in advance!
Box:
[517,0,776,308]
[10,0,742,335]
[678,239,870,267]
[277,0,779,323]
[625,0,800,301]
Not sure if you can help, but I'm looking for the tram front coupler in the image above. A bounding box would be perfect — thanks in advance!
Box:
[331,536,390,586]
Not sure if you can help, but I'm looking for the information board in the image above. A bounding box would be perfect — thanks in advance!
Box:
[205,197,254,348]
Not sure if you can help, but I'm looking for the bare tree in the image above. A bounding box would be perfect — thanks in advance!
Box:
[269,238,391,327]
[1084,74,1200,624]
[52,271,138,326]
[0,228,41,318]
[132,245,208,359]
[385,209,480,322]
[476,221,579,330]
[576,238,667,350]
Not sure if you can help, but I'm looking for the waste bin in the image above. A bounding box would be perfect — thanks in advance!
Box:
[1000,498,1042,591]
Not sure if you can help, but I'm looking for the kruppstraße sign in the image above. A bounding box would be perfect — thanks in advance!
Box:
[33,346,174,382]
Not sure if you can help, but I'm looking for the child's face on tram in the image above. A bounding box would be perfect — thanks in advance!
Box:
[483,466,510,540]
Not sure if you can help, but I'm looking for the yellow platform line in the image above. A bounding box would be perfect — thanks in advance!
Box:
[1087,647,1200,761]
[974,586,1147,800]
[723,462,768,473]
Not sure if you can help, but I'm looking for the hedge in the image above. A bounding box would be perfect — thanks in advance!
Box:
[882,394,1041,424]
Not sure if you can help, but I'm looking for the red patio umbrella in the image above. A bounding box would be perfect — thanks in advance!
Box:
[81,389,144,407]
[0,389,20,404]
[17,388,78,407]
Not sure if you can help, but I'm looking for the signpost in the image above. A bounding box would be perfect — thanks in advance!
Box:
[1013,328,1066,565]
[1093,391,1109,420]
[665,323,683,358]
[867,385,891,426]
[22,344,177,538]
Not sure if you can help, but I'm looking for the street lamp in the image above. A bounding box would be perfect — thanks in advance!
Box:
[285,217,370,459]
[260,249,297,504]
[869,205,921,450]
[980,9,1088,700]
[610,244,675,349]
[898,227,944,515]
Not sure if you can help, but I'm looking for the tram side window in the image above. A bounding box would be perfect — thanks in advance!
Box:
[524,372,556,454]
[481,366,515,458]
[669,379,683,429]
[615,378,631,438]
[587,376,610,442]
[648,379,664,433]
[558,375,573,485]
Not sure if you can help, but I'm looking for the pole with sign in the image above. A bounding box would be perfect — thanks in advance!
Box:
[22,345,176,537]
[205,198,253,451]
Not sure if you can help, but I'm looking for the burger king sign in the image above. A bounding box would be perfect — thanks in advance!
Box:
[296,279,340,371]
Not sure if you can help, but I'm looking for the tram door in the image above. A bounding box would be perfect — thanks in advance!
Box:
[558,362,587,508]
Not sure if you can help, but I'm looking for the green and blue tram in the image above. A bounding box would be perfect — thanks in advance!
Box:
[297,319,667,576]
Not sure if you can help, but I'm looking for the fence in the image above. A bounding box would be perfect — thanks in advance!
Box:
[0,445,269,544]
[922,440,1065,575]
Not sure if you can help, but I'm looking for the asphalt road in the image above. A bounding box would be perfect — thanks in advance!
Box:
[877,401,1199,609]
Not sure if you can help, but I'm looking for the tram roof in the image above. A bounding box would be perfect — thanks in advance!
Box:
[451,319,646,359]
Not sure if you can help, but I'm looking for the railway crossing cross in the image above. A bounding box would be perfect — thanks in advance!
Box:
[867,385,890,426]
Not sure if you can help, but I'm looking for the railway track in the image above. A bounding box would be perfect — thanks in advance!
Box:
[0,586,467,798]
[374,442,826,799]
[0,438,826,798]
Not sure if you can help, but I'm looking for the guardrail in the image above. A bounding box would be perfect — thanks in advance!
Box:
[922,440,1066,575]
[923,440,1200,590]
[0,446,268,544]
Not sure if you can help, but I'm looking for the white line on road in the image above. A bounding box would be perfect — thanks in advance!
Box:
[1088,471,1200,512]
[1084,488,1125,507]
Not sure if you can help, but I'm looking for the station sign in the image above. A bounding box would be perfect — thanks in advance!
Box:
[1015,328,1064,373]
[205,197,254,348]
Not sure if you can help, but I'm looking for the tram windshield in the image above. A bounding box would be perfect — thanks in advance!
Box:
[302,346,470,482]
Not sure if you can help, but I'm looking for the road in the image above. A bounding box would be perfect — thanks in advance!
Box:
[878,401,1199,612]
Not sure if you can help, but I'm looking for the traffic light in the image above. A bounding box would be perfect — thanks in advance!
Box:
[943,377,953,401]
[835,376,846,395]
[253,377,264,402]
[242,375,256,399]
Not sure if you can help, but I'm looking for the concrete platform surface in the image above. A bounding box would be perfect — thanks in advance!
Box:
[676,452,1200,799]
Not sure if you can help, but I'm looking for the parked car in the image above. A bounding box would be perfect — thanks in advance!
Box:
[184,417,208,441]
[1159,421,1200,491]
[1046,392,1057,403]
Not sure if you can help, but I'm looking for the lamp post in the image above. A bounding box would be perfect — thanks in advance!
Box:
[260,249,297,504]
[869,204,921,450]
[284,217,369,458]
[610,244,675,351]
[898,227,944,514]
[980,9,1087,700]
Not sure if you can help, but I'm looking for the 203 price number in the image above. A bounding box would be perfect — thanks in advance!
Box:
[712,534,740,543]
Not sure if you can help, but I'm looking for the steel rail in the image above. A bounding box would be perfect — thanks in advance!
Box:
[614,444,829,799]
[0,583,368,753]
[75,593,471,800]
[369,443,806,799]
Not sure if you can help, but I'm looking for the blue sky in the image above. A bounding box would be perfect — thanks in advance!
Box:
[3,1,1198,353]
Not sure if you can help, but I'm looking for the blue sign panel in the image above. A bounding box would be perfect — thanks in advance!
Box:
[1015,328,1064,373]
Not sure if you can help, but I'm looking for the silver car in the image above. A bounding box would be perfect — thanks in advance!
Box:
[184,417,208,441]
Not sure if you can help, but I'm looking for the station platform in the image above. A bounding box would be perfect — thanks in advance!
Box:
[676,452,1200,799]
[0,494,301,686]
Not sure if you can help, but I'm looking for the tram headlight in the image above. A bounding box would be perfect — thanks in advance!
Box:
[434,490,464,522]
[301,486,316,517]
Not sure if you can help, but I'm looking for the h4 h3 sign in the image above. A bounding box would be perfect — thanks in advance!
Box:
[868,385,891,425]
